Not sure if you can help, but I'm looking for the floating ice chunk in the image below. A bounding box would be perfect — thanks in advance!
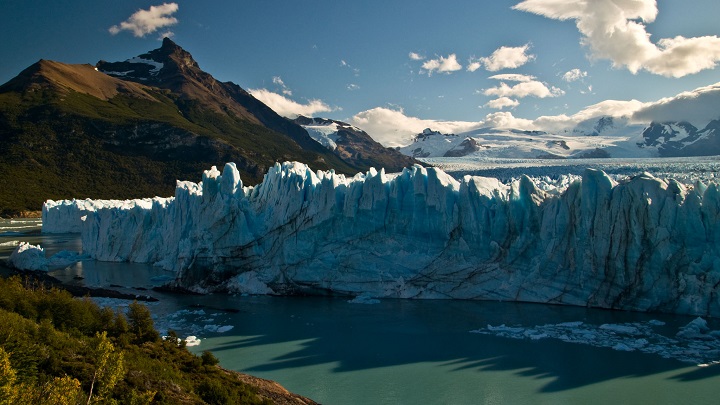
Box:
[226,272,274,295]
[599,324,641,335]
[47,250,86,267]
[348,295,381,304]
[202,323,235,333]
[7,242,48,271]
[676,317,712,339]
[486,324,525,334]
[184,336,201,346]
[523,329,549,340]
[556,321,584,328]
[612,343,635,351]
[473,319,720,365]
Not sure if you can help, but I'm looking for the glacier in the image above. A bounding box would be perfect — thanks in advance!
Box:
[43,161,720,317]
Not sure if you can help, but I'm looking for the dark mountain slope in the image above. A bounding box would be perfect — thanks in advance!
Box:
[0,39,382,215]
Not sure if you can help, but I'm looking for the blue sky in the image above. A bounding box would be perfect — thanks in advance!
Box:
[2,0,720,146]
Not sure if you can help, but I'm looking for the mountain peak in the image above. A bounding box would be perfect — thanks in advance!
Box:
[96,39,200,85]
[147,37,198,69]
[160,36,180,51]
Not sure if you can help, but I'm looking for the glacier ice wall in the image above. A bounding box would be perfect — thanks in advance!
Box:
[46,162,720,316]
[43,198,171,233]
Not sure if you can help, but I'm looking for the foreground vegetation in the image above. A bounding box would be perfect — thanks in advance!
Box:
[0,276,271,404]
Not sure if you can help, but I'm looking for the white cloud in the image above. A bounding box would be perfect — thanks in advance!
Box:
[562,68,587,82]
[632,82,720,127]
[409,52,425,60]
[157,31,174,40]
[484,112,536,129]
[488,73,536,82]
[477,44,535,71]
[514,0,720,77]
[350,82,720,147]
[533,99,647,132]
[347,84,360,91]
[109,3,179,38]
[484,81,565,99]
[272,76,293,96]
[349,107,484,147]
[466,61,483,72]
[340,60,360,76]
[485,97,520,109]
[527,83,720,131]
[513,82,720,131]
[249,89,336,118]
[421,54,463,76]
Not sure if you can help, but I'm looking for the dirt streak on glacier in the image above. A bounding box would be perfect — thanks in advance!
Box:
[43,162,720,317]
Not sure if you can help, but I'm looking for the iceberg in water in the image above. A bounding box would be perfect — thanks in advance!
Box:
[43,162,720,316]
[8,242,49,271]
[6,242,86,271]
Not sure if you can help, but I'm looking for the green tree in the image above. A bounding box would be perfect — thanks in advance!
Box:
[0,347,82,405]
[126,302,159,344]
[201,351,220,367]
[0,347,19,404]
[86,332,125,405]
[42,375,83,405]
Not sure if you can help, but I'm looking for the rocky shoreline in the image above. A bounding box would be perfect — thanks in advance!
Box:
[0,210,42,219]
[0,263,158,302]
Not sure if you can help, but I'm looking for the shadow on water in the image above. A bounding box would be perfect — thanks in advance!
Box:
[197,295,720,393]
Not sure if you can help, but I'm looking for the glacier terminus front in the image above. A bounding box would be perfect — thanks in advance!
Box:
[43,162,720,317]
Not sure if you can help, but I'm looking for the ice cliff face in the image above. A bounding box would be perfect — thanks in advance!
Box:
[46,162,720,317]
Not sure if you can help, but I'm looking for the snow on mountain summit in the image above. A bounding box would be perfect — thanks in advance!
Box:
[294,116,362,150]
[293,115,416,172]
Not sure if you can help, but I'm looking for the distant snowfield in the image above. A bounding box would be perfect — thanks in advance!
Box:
[424,156,720,185]
[398,121,652,160]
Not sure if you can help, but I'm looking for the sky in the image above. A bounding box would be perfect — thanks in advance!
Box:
[2,0,720,146]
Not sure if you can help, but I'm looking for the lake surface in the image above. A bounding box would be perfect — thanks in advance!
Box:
[2,219,720,404]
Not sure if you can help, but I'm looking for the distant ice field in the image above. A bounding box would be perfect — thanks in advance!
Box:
[423,156,720,184]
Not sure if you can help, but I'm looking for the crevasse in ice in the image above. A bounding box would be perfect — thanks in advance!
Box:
[43,162,720,316]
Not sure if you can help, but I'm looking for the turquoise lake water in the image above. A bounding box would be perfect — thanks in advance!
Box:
[2,219,720,404]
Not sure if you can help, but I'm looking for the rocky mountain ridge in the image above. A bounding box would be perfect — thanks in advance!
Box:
[0,38,410,214]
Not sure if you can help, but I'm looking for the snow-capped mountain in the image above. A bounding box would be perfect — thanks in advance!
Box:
[397,116,720,160]
[294,116,361,149]
[398,123,640,160]
[639,120,720,157]
[293,116,416,172]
